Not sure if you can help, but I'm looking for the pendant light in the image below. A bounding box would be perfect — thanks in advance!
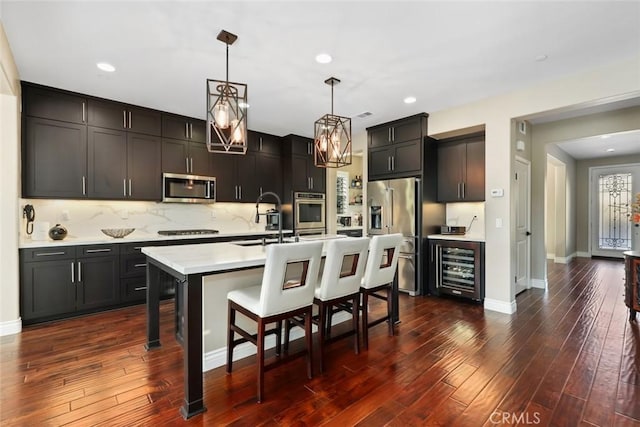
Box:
[314,77,352,168]
[206,30,248,154]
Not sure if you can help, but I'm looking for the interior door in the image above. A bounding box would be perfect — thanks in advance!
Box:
[515,157,531,294]
[590,164,640,257]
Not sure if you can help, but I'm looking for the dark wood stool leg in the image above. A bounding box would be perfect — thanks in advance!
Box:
[362,290,369,350]
[631,308,637,321]
[257,319,265,403]
[387,286,394,336]
[318,302,326,374]
[352,294,360,355]
[226,303,235,373]
[305,309,314,379]
[283,319,291,355]
[275,320,282,357]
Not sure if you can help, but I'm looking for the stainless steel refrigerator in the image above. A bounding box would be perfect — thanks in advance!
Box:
[367,177,420,295]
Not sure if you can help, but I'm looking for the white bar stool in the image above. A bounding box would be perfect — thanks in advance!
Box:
[360,233,403,350]
[309,237,370,373]
[226,241,323,403]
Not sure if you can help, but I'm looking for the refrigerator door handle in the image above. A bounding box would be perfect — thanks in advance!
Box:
[388,187,394,228]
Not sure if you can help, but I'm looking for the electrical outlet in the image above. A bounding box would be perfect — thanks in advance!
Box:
[61,210,70,221]
[495,218,503,228]
[121,209,129,219]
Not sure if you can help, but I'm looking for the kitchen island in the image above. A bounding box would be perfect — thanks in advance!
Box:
[142,235,385,419]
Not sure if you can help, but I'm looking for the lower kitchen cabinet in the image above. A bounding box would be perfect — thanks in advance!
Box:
[20,245,120,324]
[119,241,173,303]
[428,239,485,301]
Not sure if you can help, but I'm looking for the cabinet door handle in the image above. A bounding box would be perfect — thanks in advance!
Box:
[185,158,189,173]
[190,158,193,174]
[391,156,395,171]
[238,185,242,199]
[128,179,132,196]
[82,102,86,122]
[134,286,148,291]
[86,248,111,253]
[392,127,395,141]
[185,123,189,138]
[388,157,391,171]
[123,110,127,128]
[134,263,147,268]
[71,262,75,283]
[461,182,465,199]
[259,137,263,151]
[128,111,132,129]
[388,128,391,142]
[311,177,314,189]
[190,123,193,139]
[82,176,86,195]
[78,261,82,282]
[36,251,66,257]
[259,186,263,196]
[123,179,127,197]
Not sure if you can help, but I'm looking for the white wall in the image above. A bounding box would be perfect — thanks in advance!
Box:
[0,22,21,335]
[428,55,640,314]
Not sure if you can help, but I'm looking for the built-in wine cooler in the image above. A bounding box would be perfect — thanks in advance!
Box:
[428,239,485,301]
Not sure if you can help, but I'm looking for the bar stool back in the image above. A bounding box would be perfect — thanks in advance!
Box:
[313,237,370,373]
[360,233,403,350]
[226,240,323,402]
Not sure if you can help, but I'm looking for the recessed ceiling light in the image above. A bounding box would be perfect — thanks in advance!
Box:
[535,54,548,62]
[96,62,116,72]
[315,53,332,64]
[606,148,615,153]
[404,96,417,104]
[238,101,250,109]
[601,134,611,139]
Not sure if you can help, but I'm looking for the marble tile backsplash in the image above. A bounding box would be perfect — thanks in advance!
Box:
[19,199,275,240]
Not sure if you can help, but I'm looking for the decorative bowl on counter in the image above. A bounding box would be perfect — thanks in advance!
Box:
[101,228,135,239]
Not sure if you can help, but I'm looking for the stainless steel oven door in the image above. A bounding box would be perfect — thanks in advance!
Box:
[294,195,325,230]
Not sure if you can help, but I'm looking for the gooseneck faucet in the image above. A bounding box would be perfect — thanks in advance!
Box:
[255,191,283,244]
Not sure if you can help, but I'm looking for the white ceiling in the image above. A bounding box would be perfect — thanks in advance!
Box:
[555,129,640,160]
[2,1,640,144]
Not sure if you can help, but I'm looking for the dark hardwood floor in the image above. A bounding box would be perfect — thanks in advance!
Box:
[1,257,638,426]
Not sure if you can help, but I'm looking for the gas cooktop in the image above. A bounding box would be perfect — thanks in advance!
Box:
[157,229,220,236]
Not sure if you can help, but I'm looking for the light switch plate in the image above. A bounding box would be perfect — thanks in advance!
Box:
[490,188,504,197]
[496,218,503,228]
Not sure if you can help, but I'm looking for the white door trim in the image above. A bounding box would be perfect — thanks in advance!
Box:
[515,156,531,294]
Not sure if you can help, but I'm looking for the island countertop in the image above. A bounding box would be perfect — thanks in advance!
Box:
[141,235,345,275]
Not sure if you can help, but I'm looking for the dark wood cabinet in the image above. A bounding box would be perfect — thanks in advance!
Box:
[88,127,161,200]
[23,117,88,198]
[162,138,212,176]
[367,114,427,181]
[437,134,485,202]
[20,245,120,324]
[88,99,161,136]
[256,154,282,196]
[428,239,485,301]
[250,131,281,156]
[162,114,206,143]
[211,152,259,202]
[23,84,87,124]
[282,135,326,192]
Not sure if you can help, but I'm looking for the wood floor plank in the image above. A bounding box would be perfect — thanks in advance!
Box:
[1,257,637,426]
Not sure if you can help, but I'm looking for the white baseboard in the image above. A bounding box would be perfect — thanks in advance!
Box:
[555,252,576,264]
[0,318,22,336]
[530,279,547,290]
[576,251,591,258]
[546,253,555,260]
[203,312,351,372]
[484,298,517,314]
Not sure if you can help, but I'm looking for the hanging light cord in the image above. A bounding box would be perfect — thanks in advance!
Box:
[330,80,334,115]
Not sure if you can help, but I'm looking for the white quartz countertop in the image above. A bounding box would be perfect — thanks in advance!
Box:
[142,239,339,275]
[19,229,294,249]
[427,233,485,242]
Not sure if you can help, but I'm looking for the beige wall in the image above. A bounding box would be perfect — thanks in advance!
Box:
[428,55,640,313]
[0,22,22,334]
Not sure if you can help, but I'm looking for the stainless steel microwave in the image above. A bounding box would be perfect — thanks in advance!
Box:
[162,173,216,203]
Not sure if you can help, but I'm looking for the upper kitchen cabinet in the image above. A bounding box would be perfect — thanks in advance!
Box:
[249,131,281,156]
[211,151,259,202]
[367,114,428,181]
[23,84,87,124]
[161,114,206,143]
[23,117,88,198]
[88,127,161,200]
[161,114,210,176]
[88,99,161,136]
[282,134,326,193]
[437,133,485,202]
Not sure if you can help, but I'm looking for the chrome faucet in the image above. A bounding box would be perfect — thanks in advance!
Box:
[255,191,283,244]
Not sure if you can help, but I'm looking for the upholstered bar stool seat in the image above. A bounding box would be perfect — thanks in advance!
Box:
[226,241,323,403]
[360,233,403,350]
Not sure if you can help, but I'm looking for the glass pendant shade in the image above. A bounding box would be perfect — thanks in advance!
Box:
[314,77,352,168]
[206,30,248,154]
